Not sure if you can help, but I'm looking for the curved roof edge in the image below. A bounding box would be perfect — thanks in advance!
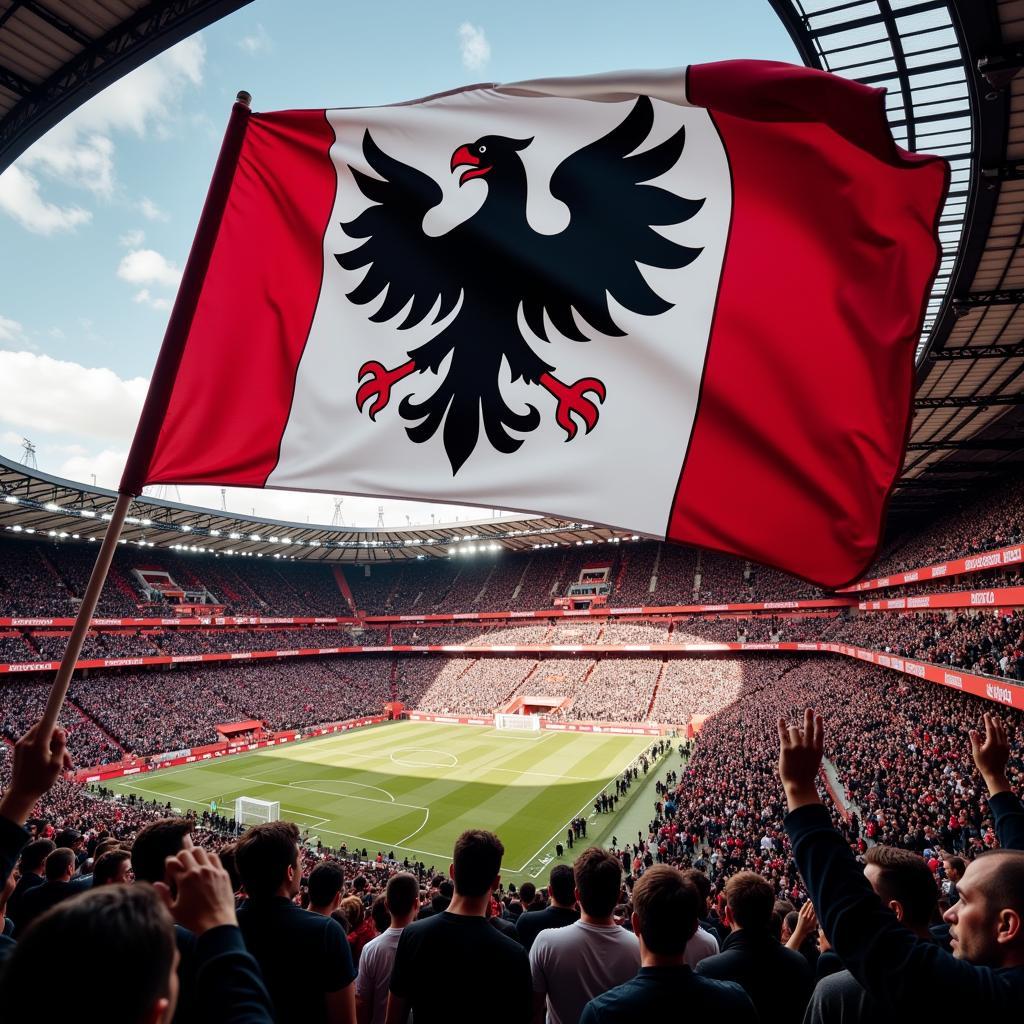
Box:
[0,454,638,561]
[0,0,253,173]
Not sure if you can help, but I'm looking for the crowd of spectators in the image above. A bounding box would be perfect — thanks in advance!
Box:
[831,609,1024,680]
[868,473,1023,579]
[2,659,1023,1021]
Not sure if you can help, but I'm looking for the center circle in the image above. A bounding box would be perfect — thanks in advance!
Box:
[390,747,459,769]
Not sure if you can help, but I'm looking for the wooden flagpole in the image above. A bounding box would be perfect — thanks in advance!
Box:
[39,92,253,738]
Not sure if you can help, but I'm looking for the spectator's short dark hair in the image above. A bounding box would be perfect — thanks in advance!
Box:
[44,847,75,881]
[93,849,132,886]
[452,830,504,898]
[681,868,712,906]
[386,871,420,918]
[19,838,55,873]
[0,885,175,1019]
[54,829,81,850]
[574,847,622,918]
[865,845,939,927]
[353,874,367,891]
[632,865,699,954]
[725,871,775,930]
[308,861,345,906]
[131,819,193,884]
[970,849,1024,912]
[235,821,301,898]
[218,842,241,892]
[944,855,967,877]
[371,894,390,932]
[438,879,454,900]
[519,882,536,905]
[549,864,575,906]
[92,837,121,862]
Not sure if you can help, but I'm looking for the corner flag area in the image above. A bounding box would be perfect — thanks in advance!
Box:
[102,722,654,877]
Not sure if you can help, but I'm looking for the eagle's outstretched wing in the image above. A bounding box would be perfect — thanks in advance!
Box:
[519,95,704,343]
[336,131,462,329]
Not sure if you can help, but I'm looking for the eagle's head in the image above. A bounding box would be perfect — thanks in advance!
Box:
[450,135,533,186]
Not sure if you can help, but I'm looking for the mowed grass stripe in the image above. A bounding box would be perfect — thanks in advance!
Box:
[105,723,653,873]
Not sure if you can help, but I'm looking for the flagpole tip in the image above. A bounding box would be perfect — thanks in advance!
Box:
[236,90,252,107]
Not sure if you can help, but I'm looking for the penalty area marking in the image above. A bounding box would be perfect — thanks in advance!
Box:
[389,748,459,769]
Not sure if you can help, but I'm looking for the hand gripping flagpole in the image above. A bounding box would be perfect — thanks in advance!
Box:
[39,91,253,740]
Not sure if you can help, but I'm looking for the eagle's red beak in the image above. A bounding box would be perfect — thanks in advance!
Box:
[451,144,491,186]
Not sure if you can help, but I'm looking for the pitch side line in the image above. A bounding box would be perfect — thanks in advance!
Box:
[514,748,645,876]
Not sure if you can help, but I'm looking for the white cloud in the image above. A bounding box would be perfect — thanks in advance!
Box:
[0,165,92,235]
[0,350,147,442]
[119,228,145,247]
[0,315,26,344]
[57,448,128,489]
[458,23,491,70]
[239,24,272,56]
[2,37,205,231]
[133,288,173,312]
[138,197,169,222]
[117,248,182,289]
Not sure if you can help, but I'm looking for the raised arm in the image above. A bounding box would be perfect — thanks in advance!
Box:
[779,708,1021,1014]
[971,712,1024,851]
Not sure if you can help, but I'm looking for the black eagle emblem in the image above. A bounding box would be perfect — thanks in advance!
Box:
[336,95,704,474]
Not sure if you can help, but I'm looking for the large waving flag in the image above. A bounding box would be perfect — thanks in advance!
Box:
[121,61,947,589]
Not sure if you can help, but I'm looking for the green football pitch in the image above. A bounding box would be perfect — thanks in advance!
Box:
[104,722,655,877]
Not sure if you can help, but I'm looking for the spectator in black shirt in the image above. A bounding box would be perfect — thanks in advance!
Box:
[696,870,813,1022]
[804,844,941,1024]
[0,851,275,1022]
[516,864,579,951]
[579,865,755,1023]
[236,820,356,1024]
[780,708,1024,1018]
[5,837,52,933]
[15,846,77,936]
[308,861,345,917]
[387,829,531,1024]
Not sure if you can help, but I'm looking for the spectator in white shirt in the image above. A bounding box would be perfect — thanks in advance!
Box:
[530,847,641,1024]
[355,872,419,1024]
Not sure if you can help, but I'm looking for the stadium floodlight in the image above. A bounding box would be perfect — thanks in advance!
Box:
[210,529,220,536]
[3,495,18,504]
[12,525,21,532]
[182,524,192,532]
[230,532,242,540]
[80,509,95,517]
[25,527,34,534]
[235,797,280,829]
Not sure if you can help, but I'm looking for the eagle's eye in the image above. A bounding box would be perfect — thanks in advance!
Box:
[478,145,487,154]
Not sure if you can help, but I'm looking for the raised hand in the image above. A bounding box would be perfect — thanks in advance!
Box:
[0,721,72,826]
[969,711,1012,797]
[777,707,824,811]
[155,847,239,935]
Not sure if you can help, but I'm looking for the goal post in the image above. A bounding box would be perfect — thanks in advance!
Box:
[494,712,541,732]
[235,796,280,828]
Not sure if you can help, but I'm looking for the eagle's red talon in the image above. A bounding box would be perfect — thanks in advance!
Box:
[356,359,416,420]
[539,372,606,441]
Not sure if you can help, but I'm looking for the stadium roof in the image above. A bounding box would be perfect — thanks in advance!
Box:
[771,0,1024,521]
[3,0,1022,546]
[0,0,253,172]
[0,454,642,561]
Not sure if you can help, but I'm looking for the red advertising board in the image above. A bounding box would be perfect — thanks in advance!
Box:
[841,543,1023,593]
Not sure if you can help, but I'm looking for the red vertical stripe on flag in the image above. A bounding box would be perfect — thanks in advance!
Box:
[143,110,337,487]
[667,61,947,589]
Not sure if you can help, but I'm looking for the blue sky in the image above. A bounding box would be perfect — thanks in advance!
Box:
[0,0,797,527]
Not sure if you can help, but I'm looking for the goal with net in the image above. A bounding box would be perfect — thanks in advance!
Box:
[494,713,541,732]
[235,796,280,828]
